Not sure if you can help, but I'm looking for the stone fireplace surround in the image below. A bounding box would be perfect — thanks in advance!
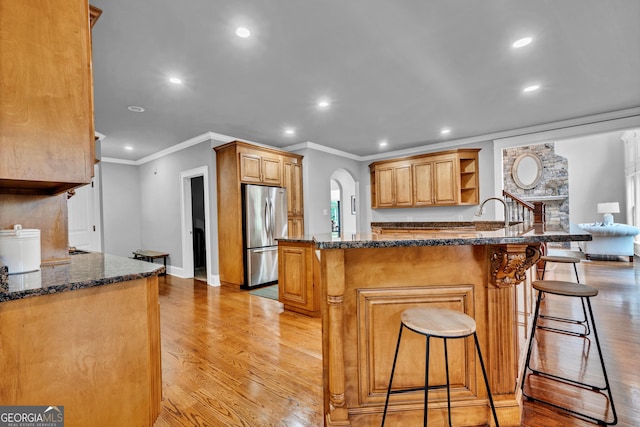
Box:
[503,143,569,230]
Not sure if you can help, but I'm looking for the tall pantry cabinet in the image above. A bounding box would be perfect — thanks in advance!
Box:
[215,141,304,287]
[0,0,99,264]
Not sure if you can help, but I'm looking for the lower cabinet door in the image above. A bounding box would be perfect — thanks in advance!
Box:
[278,242,318,316]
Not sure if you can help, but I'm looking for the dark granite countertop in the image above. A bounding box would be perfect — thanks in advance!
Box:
[278,222,592,250]
[0,252,164,303]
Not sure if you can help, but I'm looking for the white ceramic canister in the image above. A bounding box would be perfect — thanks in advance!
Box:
[0,224,41,274]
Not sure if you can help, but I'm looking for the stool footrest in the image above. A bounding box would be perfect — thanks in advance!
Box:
[536,324,588,337]
[387,384,448,395]
[526,368,607,391]
[522,393,616,426]
[538,293,591,336]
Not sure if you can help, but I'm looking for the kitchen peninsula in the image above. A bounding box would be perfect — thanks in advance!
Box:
[0,252,163,427]
[278,221,591,426]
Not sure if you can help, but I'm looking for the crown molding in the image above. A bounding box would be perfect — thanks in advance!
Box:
[102,132,232,165]
[283,141,362,161]
[100,157,138,165]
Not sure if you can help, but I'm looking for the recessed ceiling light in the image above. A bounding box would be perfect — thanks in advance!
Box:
[284,127,296,136]
[512,37,533,48]
[124,146,134,151]
[523,84,540,93]
[379,140,388,147]
[317,99,331,109]
[235,27,251,38]
[440,128,451,135]
[169,77,183,85]
[127,105,145,113]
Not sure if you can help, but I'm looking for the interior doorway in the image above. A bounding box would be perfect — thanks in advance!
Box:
[329,169,358,235]
[191,176,207,281]
[180,166,212,284]
[331,180,341,235]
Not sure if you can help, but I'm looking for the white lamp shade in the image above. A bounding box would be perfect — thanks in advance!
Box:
[597,202,620,214]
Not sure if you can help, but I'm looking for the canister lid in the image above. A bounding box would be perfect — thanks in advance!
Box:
[0,224,41,238]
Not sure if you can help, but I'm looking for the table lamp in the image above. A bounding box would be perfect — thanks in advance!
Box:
[597,202,619,226]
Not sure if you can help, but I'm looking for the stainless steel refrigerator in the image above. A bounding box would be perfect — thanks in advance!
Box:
[243,184,288,288]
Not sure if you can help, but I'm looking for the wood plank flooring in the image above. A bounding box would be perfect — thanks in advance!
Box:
[154,254,640,426]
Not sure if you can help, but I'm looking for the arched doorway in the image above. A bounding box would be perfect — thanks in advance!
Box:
[329,169,357,235]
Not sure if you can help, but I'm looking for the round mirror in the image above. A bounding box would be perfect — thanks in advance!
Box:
[512,153,542,189]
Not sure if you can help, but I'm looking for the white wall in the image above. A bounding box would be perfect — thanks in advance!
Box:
[101,163,142,257]
[137,141,217,275]
[555,131,626,224]
[292,148,362,234]
[101,140,218,280]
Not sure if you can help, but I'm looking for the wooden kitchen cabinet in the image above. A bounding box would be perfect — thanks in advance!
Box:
[373,161,413,207]
[215,141,304,287]
[0,0,96,195]
[288,217,304,237]
[284,162,303,215]
[413,155,457,206]
[284,161,304,236]
[370,148,480,208]
[239,152,282,185]
[278,241,319,317]
[0,1,101,265]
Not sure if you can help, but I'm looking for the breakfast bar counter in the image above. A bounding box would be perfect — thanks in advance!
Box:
[0,252,163,427]
[280,222,590,426]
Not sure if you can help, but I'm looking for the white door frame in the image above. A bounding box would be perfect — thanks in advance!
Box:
[180,166,213,285]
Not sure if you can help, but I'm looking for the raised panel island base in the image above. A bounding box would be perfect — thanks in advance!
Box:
[281,223,591,426]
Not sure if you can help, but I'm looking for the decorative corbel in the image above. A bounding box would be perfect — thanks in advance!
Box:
[489,244,541,287]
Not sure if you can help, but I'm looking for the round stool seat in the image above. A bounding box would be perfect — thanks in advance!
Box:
[401,307,476,338]
[533,280,598,297]
[540,255,581,264]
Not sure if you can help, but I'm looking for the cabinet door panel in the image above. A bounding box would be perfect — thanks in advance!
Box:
[434,159,457,204]
[284,162,303,215]
[413,162,433,206]
[262,157,282,185]
[394,165,413,207]
[376,168,395,207]
[239,154,262,183]
[278,243,315,313]
[288,217,304,237]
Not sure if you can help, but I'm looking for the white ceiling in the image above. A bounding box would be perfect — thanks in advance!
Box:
[90,0,640,162]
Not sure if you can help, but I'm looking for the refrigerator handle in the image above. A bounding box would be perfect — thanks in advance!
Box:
[268,199,274,241]
[264,199,270,240]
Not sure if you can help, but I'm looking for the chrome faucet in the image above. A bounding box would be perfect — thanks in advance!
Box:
[476,197,510,229]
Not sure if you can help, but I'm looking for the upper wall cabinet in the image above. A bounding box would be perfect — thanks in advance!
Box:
[239,152,283,186]
[373,161,413,207]
[370,149,480,208]
[0,0,97,195]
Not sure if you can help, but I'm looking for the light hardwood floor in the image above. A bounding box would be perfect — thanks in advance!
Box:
[154,253,639,426]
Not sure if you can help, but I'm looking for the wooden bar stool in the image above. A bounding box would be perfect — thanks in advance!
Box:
[381,307,500,427]
[538,255,589,336]
[521,280,617,425]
